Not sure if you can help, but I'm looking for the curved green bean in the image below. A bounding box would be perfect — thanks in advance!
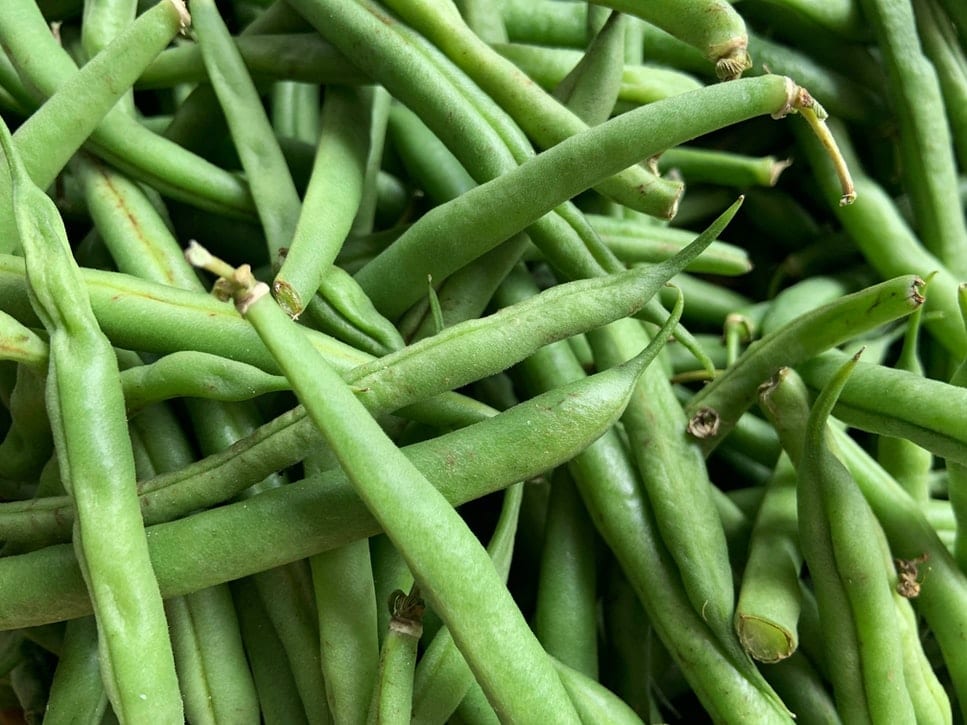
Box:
[685,275,924,453]
[591,0,751,79]
[1,114,182,721]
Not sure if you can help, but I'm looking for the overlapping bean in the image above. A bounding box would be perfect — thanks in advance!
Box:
[0,1,965,722]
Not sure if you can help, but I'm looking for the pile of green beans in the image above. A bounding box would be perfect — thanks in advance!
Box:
[0,0,965,722]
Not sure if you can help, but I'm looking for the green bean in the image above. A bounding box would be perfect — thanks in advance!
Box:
[586,213,752,276]
[949,288,967,572]
[452,681,500,725]
[0,0,189,256]
[497,0,589,47]
[914,0,967,171]
[43,617,108,725]
[552,11,625,126]
[658,147,791,189]
[80,0,138,117]
[759,275,852,335]
[367,586,424,724]
[734,453,802,663]
[0,0,253,221]
[193,0,300,263]
[309,538,378,725]
[893,584,953,724]
[0,113,182,720]
[830,428,967,710]
[410,483,522,724]
[354,75,805,318]
[455,0,508,41]
[533,468,598,678]
[773,360,917,721]
[875,301,933,502]
[274,86,371,316]
[374,0,683,217]
[591,0,751,79]
[493,43,704,105]
[230,578,311,725]
[502,283,791,719]
[797,349,967,465]
[71,154,202,290]
[138,34,366,89]
[165,587,260,725]
[759,652,843,725]
[272,81,320,142]
[0,364,51,481]
[685,275,924,453]
[860,0,967,278]
[551,656,644,725]
[188,252,581,721]
[119,351,289,411]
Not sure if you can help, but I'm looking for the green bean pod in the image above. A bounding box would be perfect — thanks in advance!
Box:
[859,0,967,279]
[765,361,918,722]
[493,43,703,106]
[201,262,580,721]
[591,0,751,79]
[795,118,967,358]
[551,10,625,126]
[375,0,682,217]
[533,468,598,678]
[193,0,301,262]
[734,453,802,663]
[797,349,967,466]
[42,617,108,725]
[1,115,182,720]
[367,587,424,725]
[309,537,379,725]
[410,483,523,724]
[685,275,924,453]
[273,85,372,317]
[354,75,801,318]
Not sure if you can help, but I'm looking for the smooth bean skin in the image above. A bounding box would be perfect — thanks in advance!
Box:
[42,617,108,725]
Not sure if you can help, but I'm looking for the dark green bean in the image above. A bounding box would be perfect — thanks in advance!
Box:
[42,618,108,725]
